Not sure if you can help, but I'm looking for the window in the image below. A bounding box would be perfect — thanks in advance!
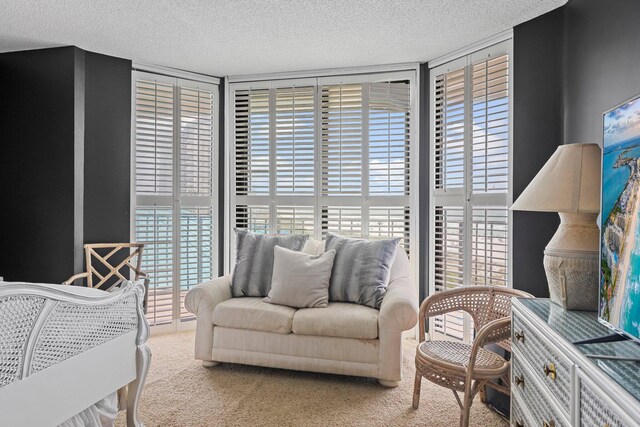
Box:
[429,40,512,342]
[229,71,415,267]
[133,71,218,329]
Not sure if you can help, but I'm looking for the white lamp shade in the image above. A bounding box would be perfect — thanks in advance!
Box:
[511,143,601,213]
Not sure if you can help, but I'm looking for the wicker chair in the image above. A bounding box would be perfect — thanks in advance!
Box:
[412,286,533,427]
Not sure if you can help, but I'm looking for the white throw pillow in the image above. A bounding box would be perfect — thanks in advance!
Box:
[264,246,336,308]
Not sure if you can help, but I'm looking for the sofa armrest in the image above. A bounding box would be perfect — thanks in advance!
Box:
[184,275,232,362]
[379,276,418,332]
[184,275,232,317]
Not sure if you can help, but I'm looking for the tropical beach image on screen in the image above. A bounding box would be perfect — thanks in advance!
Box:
[601,95,640,340]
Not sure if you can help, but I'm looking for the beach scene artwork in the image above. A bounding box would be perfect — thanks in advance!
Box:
[601,95,640,340]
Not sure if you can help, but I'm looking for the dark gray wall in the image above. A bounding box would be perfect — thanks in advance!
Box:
[512,7,565,297]
[510,0,640,296]
[563,0,640,144]
[218,77,226,275]
[0,46,132,283]
[419,63,429,302]
[83,51,132,244]
[0,47,79,282]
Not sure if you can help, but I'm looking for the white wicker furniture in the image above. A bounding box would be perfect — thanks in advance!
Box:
[413,286,533,427]
[512,298,640,427]
[0,280,150,426]
[184,239,418,387]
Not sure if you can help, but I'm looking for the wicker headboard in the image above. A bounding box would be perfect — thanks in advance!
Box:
[0,281,146,388]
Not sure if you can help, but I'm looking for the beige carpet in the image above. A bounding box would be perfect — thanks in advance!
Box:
[116,331,507,427]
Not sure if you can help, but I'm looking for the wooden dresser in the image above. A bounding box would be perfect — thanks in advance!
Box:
[511,298,640,427]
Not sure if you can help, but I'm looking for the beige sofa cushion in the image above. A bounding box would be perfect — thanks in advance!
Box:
[212,298,296,334]
[292,302,379,339]
[302,238,324,255]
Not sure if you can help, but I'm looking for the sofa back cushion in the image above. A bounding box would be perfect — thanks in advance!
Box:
[325,233,399,309]
[231,229,308,297]
[302,238,324,256]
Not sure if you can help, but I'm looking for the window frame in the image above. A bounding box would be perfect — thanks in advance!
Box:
[428,39,514,343]
[225,69,419,283]
[130,69,220,334]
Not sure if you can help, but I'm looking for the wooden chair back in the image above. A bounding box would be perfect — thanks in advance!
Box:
[63,243,147,291]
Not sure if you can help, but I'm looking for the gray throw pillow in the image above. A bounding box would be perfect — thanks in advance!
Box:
[264,246,336,308]
[325,233,399,309]
[231,229,308,297]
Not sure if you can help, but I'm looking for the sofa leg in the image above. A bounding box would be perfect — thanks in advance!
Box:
[378,379,400,388]
[203,361,220,367]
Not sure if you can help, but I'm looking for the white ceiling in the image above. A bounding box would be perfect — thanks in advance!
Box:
[0,0,566,77]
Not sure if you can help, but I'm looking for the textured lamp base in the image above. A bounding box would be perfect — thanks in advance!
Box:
[543,212,599,311]
[543,252,599,311]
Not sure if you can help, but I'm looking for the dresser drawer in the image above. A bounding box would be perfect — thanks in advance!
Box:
[578,369,637,427]
[511,391,533,427]
[512,351,570,427]
[512,311,573,416]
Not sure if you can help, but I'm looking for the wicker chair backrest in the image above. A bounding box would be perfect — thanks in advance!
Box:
[425,286,532,350]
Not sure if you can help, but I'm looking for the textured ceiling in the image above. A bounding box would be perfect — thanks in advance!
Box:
[0,0,567,77]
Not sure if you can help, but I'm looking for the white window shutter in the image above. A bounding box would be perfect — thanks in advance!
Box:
[135,207,174,326]
[369,81,411,196]
[321,84,363,196]
[234,88,270,196]
[276,86,315,195]
[235,205,270,234]
[471,207,509,287]
[135,79,174,196]
[133,72,218,328]
[433,206,465,340]
[321,206,362,238]
[434,69,465,192]
[430,41,512,343]
[276,206,314,235]
[180,86,214,196]
[471,54,510,194]
[231,74,413,257]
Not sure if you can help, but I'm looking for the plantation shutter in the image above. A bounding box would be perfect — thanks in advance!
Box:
[135,207,174,326]
[133,72,218,328]
[230,72,414,263]
[276,86,315,195]
[319,79,411,252]
[430,41,512,342]
[177,81,216,321]
[135,80,174,196]
[320,83,363,196]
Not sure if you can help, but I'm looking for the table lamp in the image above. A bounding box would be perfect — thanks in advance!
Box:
[511,143,601,310]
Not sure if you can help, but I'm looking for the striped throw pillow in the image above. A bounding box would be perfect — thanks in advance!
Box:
[231,229,308,297]
[325,233,399,309]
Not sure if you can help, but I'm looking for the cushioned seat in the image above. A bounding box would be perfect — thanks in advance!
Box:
[292,302,379,339]
[212,298,296,334]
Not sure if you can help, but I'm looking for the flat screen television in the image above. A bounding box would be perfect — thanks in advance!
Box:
[600,93,640,342]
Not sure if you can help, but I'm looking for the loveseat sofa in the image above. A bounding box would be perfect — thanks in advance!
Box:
[184,239,419,387]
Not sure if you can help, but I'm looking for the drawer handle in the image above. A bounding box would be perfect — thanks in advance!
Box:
[543,363,556,381]
[515,331,525,343]
[514,375,525,388]
[543,420,555,427]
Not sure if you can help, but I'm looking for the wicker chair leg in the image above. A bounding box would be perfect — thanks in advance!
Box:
[412,372,422,409]
[479,384,487,403]
[459,381,474,427]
